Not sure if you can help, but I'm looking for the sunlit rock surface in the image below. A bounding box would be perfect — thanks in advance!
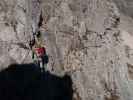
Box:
[0,0,133,100]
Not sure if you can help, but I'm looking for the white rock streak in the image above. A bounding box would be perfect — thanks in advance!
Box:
[121,30,133,49]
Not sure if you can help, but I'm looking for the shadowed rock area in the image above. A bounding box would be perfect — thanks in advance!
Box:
[0,63,73,100]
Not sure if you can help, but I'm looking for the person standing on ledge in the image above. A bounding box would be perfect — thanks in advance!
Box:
[29,29,49,72]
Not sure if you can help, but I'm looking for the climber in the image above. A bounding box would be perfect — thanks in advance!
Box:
[29,31,49,72]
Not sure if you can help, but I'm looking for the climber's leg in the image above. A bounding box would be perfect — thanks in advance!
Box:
[43,64,47,71]
[33,53,38,66]
[39,58,44,72]
[41,55,48,72]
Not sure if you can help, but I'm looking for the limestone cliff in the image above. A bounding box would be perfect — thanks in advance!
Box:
[0,0,133,100]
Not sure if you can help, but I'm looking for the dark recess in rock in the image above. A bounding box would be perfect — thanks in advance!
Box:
[38,12,43,27]
[0,63,73,100]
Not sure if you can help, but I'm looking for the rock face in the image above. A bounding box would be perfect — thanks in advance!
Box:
[0,0,133,100]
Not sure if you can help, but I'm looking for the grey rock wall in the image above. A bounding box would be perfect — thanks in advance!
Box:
[0,0,133,100]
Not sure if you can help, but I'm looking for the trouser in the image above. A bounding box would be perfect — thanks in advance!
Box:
[33,53,48,72]
[40,61,47,72]
[38,58,46,72]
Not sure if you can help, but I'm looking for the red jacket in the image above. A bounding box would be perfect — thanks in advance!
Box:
[35,47,46,57]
